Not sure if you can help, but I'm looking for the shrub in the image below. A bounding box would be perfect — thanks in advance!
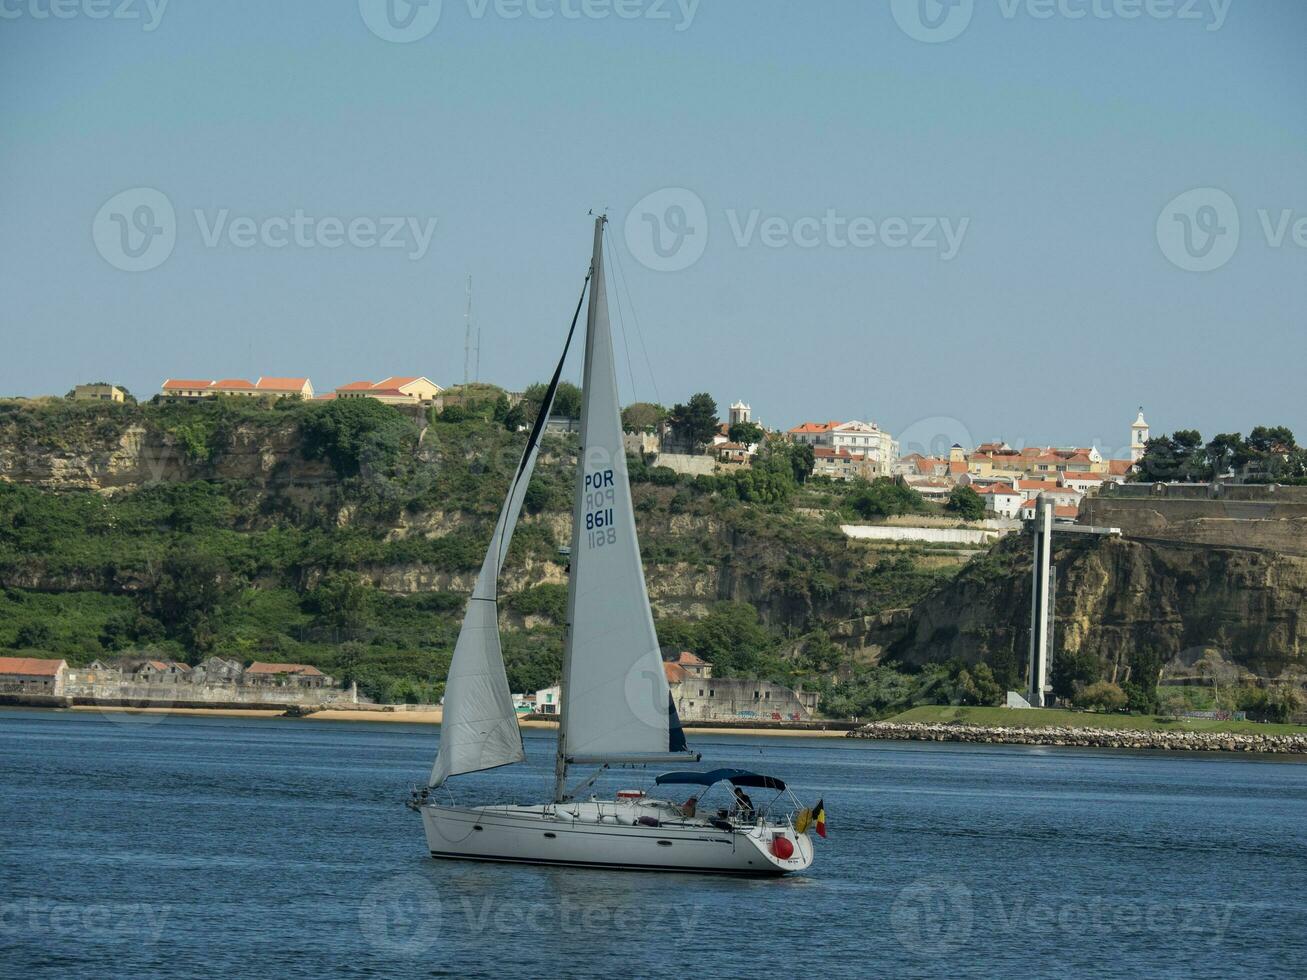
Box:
[1075,680,1128,712]
[648,466,678,486]
[301,399,415,476]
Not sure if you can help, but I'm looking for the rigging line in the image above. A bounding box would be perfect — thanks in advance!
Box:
[493,269,591,584]
[602,222,640,405]
[605,222,662,407]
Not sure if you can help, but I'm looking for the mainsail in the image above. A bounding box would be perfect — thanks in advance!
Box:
[557,217,686,770]
[428,279,588,788]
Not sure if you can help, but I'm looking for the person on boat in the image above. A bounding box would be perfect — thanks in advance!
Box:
[680,796,698,818]
[731,787,754,821]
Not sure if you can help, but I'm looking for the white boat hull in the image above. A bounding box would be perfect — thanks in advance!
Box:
[421,800,813,876]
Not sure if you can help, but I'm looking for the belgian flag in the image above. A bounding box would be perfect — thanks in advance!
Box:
[813,799,826,838]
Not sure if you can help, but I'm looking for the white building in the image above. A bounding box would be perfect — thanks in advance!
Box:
[789,420,898,477]
[729,401,752,426]
[1131,408,1150,463]
[535,684,561,715]
[975,483,1024,518]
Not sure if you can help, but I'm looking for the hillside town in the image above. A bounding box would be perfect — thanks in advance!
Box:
[62,375,1161,527]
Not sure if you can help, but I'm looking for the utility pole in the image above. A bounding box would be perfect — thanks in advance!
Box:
[463,275,472,387]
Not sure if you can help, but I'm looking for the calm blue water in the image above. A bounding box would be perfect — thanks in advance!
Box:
[2,708,1306,979]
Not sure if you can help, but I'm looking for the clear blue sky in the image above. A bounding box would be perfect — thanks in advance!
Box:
[2,0,1303,458]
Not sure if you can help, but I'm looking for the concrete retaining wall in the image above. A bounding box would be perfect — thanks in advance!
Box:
[841,524,1003,546]
[652,453,716,477]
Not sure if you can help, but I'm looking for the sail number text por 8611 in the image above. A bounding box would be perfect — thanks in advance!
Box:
[584,469,617,549]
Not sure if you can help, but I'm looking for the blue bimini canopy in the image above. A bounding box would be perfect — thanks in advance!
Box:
[655,768,786,792]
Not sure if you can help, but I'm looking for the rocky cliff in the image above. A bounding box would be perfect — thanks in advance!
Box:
[890,529,1307,684]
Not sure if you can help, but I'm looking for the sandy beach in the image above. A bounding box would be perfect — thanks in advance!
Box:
[60,703,850,736]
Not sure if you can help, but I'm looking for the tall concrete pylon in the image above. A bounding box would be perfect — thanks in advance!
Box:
[1027,500,1054,707]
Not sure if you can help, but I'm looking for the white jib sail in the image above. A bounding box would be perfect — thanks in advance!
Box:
[430,270,589,788]
[560,220,675,759]
[427,462,534,787]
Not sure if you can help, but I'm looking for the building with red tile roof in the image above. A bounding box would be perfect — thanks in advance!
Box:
[0,656,68,695]
[160,377,314,400]
[334,376,443,405]
[245,661,333,688]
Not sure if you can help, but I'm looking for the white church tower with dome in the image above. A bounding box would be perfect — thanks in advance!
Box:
[1130,408,1150,463]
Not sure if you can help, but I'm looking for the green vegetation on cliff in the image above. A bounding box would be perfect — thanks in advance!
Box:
[0,395,961,706]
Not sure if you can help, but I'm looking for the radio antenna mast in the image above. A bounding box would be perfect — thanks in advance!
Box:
[463,275,473,386]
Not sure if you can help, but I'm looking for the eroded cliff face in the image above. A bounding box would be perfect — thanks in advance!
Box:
[0,412,921,646]
[0,420,333,493]
[893,534,1307,681]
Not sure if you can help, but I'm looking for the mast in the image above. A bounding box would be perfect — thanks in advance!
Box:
[554,215,605,802]
[463,274,473,386]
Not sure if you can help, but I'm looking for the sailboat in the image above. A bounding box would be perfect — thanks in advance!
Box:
[413,216,817,875]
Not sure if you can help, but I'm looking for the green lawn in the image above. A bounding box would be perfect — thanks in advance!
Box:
[886,705,1307,737]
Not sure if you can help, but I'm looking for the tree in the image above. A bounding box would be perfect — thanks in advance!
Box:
[727,421,764,446]
[301,399,415,477]
[14,621,54,650]
[522,478,550,514]
[622,402,667,433]
[668,393,719,450]
[306,572,373,633]
[1050,647,1100,701]
[846,478,924,519]
[946,485,986,521]
[1205,433,1245,478]
[1074,681,1128,712]
[522,381,582,423]
[1133,430,1211,483]
[790,442,815,484]
[1247,426,1295,454]
[149,553,237,654]
[957,663,1002,706]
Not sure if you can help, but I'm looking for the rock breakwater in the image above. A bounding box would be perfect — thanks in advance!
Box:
[846,721,1307,754]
